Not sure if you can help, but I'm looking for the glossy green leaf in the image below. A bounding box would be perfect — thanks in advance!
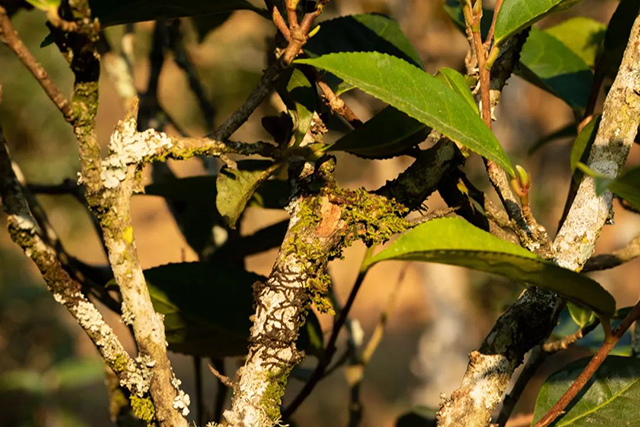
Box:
[304,14,422,94]
[216,160,280,229]
[297,52,515,176]
[546,17,606,67]
[494,0,583,45]
[144,262,321,358]
[364,218,615,316]
[89,0,260,27]
[533,356,640,425]
[145,175,221,255]
[329,106,429,159]
[600,0,640,79]
[435,68,477,112]
[518,28,593,110]
[570,116,600,172]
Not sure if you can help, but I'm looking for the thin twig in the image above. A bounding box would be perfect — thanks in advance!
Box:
[194,357,205,427]
[211,358,229,423]
[496,346,546,427]
[544,319,600,354]
[534,301,640,427]
[208,362,234,388]
[582,233,640,272]
[316,78,363,127]
[0,6,73,122]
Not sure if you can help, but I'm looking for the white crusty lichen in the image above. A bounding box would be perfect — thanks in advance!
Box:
[101,118,173,188]
[173,389,191,417]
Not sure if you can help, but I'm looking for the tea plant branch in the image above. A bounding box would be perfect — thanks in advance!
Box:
[543,318,600,354]
[0,126,148,402]
[211,0,331,141]
[0,6,73,122]
[316,77,363,127]
[438,13,640,427]
[582,233,640,272]
[534,300,640,427]
[42,3,191,423]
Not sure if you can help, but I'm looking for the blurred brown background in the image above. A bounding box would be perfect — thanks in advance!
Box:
[0,0,638,426]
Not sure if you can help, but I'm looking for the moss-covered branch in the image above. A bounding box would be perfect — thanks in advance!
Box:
[224,157,411,426]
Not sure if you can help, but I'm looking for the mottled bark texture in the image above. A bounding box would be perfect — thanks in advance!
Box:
[0,130,147,399]
[224,158,411,426]
[438,15,640,427]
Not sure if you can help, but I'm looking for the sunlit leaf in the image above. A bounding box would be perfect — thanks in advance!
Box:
[533,356,640,425]
[216,160,281,229]
[494,0,583,45]
[304,13,422,94]
[297,52,514,176]
[546,17,606,67]
[518,28,593,110]
[364,218,615,316]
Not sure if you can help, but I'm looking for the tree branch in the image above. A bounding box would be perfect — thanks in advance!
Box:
[0,6,73,122]
[582,233,640,272]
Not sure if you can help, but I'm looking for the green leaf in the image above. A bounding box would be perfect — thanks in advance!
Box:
[145,176,221,255]
[567,302,595,328]
[518,28,593,110]
[216,160,281,229]
[570,116,600,172]
[600,0,640,79]
[297,52,515,176]
[25,0,59,12]
[144,261,320,357]
[605,167,640,211]
[435,68,477,113]
[304,14,423,94]
[277,68,317,146]
[364,218,615,316]
[533,356,640,425]
[145,262,260,357]
[218,220,289,260]
[53,359,104,390]
[545,17,606,68]
[89,0,260,27]
[328,106,430,159]
[494,0,583,45]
